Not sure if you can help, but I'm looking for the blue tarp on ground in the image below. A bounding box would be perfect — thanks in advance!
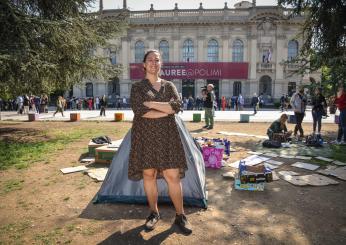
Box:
[94,116,208,208]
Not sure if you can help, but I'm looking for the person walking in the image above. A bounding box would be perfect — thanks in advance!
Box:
[23,95,29,114]
[290,86,307,140]
[221,96,226,111]
[251,93,259,114]
[129,49,192,234]
[87,97,93,110]
[280,94,286,112]
[16,95,23,114]
[99,95,106,116]
[53,96,64,117]
[95,96,100,110]
[311,87,327,135]
[203,84,215,130]
[238,94,244,110]
[40,94,49,113]
[335,85,346,144]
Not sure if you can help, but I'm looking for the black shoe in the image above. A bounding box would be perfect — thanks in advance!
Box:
[203,125,209,128]
[207,126,213,130]
[174,213,192,235]
[145,212,160,231]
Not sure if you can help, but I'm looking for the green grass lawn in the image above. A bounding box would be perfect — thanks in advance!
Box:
[0,122,130,170]
[330,144,346,162]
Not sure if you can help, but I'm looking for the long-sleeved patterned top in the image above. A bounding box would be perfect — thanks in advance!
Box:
[128,79,187,181]
[267,119,288,139]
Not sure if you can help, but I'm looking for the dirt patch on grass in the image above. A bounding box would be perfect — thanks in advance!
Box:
[0,121,345,244]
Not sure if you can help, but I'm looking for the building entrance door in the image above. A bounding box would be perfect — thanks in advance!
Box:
[259,75,272,104]
[182,79,195,99]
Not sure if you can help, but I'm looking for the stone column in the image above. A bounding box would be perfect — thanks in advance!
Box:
[121,37,130,80]
[222,35,229,62]
[249,32,257,80]
[197,36,204,62]
[172,37,180,62]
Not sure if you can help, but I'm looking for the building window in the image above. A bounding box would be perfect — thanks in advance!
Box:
[183,39,194,62]
[108,78,120,95]
[86,83,93,97]
[288,40,298,61]
[232,39,244,62]
[207,39,219,62]
[288,82,296,96]
[110,51,116,65]
[159,40,169,63]
[233,81,242,96]
[135,40,145,63]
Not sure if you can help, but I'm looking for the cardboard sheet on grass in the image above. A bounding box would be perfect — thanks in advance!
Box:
[253,142,333,158]
[317,166,346,181]
[218,131,268,139]
[228,155,270,168]
[86,168,108,181]
[280,174,339,186]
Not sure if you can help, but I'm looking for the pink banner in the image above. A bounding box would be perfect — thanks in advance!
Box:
[130,62,248,80]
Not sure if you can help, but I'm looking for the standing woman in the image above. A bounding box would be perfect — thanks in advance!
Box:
[99,95,106,116]
[311,87,327,135]
[221,96,226,111]
[129,50,192,234]
[335,85,346,143]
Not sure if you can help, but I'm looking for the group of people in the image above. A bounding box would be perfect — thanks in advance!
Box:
[14,94,49,114]
[52,95,108,117]
[267,85,346,144]
[4,49,346,237]
[181,93,266,112]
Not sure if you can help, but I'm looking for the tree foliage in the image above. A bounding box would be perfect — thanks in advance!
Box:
[0,0,128,98]
[279,0,346,87]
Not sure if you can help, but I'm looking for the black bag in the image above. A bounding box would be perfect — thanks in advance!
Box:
[92,136,112,144]
[305,134,323,147]
[262,139,281,148]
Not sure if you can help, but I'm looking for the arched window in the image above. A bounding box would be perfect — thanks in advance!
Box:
[232,39,244,62]
[110,51,116,65]
[135,40,145,63]
[159,40,169,63]
[207,39,219,62]
[233,81,242,96]
[288,40,298,61]
[86,83,93,97]
[183,39,194,62]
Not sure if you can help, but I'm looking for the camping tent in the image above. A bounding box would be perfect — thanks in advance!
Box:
[94,116,207,208]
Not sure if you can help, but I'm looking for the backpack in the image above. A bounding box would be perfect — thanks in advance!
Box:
[305,134,323,147]
[262,139,281,148]
[92,136,112,144]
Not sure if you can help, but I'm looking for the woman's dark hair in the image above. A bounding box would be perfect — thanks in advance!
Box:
[142,49,161,73]
[142,49,160,63]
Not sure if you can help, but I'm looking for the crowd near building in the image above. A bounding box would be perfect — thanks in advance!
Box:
[72,0,320,106]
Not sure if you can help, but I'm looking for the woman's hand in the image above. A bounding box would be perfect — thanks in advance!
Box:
[143,101,152,108]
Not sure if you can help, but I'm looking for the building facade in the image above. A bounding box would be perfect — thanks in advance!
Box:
[73,0,320,104]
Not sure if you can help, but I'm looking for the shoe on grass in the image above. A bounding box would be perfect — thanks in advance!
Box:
[174,213,192,235]
[145,211,160,231]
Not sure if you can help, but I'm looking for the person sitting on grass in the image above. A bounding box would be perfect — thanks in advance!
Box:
[267,114,292,142]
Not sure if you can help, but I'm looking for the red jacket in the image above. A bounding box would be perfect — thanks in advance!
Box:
[335,92,346,110]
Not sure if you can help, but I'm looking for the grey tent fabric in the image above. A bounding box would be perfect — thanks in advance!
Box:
[94,115,207,208]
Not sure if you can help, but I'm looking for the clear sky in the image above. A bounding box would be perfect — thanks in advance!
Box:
[91,0,279,11]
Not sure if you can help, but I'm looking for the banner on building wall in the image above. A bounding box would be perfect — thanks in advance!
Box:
[129,62,248,80]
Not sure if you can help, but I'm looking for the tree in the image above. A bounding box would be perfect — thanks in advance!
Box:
[279,0,346,89]
[0,0,128,98]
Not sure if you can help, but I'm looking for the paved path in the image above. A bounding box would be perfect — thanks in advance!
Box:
[0,108,337,123]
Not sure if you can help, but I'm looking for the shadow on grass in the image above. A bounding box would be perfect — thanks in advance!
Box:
[98,224,176,245]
